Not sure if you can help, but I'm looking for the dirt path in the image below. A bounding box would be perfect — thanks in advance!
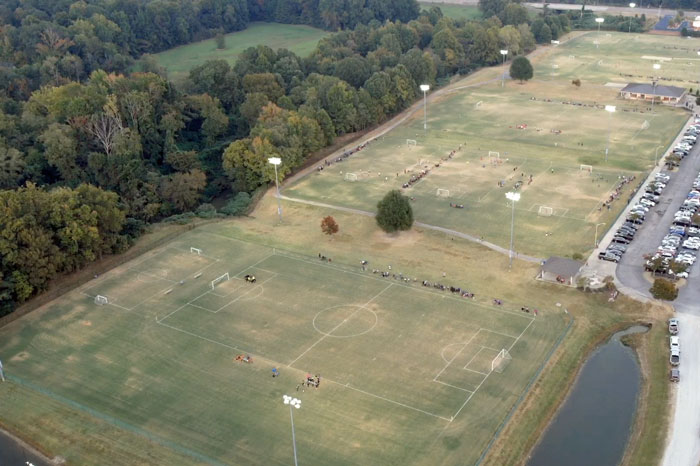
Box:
[279,195,544,263]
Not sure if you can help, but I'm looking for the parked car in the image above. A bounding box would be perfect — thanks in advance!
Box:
[670,369,680,382]
[599,251,620,262]
[670,348,680,366]
[669,318,679,334]
[670,336,680,352]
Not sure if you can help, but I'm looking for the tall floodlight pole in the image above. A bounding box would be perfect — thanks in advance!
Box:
[282,395,301,466]
[500,50,508,87]
[505,192,521,268]
[420,84,430,132]
[268,157,282,222]
[654,145,664,166]
[652,63,661,113]
[595,222,606,247]
[604,105,616,162]
[595,18,604,48]
[628,3,636,32]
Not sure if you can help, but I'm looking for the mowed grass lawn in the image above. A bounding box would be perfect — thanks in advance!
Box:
[419,2,482,19]
[0,225,568,466]
[285,32,693,258]
[153,22,330,82]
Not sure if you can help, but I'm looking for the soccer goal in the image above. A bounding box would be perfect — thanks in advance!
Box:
[538,206,554,217]
[211,273,230,290]
[344,172,358,182]
[406,139,417,147]
[580,164,593,174]
[475,101,483,108]
[491,348,512,373]
[488,151,500,160]
[95,295,109,305]
[436,188,450,197]
[190,247,202,255]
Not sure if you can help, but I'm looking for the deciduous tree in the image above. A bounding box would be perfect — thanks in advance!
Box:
[376,190,414,233]
[321,216,339,236]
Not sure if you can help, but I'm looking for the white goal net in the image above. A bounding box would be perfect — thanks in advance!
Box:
[538,206,554,217]
[488,151,500,159]
[95,295,109,305]
[580,164,593,174]
[475,101,483,108]
[211,273,230,290]
[344,173,358,182]
[436,188,450,197]
[406,139,417,147]
[190,247,202,255]
[491,348,512,373]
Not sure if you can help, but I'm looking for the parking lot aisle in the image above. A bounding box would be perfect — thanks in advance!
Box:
[662,313,700,466]
[615,119,700,297]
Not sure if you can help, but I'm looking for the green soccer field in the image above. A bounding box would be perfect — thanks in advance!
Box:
[285,32,693,258]
[152,22,331,83]
[0,225,569,465]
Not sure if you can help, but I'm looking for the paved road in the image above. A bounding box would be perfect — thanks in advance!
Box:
[0,428,52,466]
[586,113,700,466]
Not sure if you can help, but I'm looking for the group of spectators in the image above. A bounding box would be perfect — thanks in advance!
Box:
[316,138,376,172]
[599,175,636,211]
[401,143,464,190]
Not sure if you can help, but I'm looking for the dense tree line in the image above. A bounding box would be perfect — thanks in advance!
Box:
[0,0,574,312]
[0,183,127,315]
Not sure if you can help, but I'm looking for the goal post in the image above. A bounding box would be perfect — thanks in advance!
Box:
[436,188,450,197]
[475,101,483,108]
[579,164,593,174]
[488,151,500,159]
[538,205,554,217]
[344,172,358,182]
[211,273,230,290]
[406,139,417,147]
[95,295,109,305]
[190,247,202,255]
[491,348,512,373]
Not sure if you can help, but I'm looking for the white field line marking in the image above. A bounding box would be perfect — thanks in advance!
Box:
[463,347,485,370]
[213,276,276,313]
[155,317,450,422]
[479,328,520,340]
[328,380,452,422]
[433,380,474,393]
[134,271,177,283]
[122,253,223,312]
[187,303,216,313]
[157,288,214,323]
[433,330,480,381]
[463,368,489,376]
[451,318,535,421]
[280,247,536,320]
[288,283,393,367]
[209,278,245,298]
[482,346,501,352]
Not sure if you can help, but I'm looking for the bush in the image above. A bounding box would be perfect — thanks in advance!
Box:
[196,203,218,218]
[376,190,414,233]
[650,278,678,301]
[572,252,583,260]
[220,192,252,216]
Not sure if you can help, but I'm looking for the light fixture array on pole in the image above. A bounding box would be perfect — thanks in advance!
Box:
[505,191,520,268]
[628,3,636,32]
[268,157,282,222]
[500,50,508,87]
[420,84,430,131]
[595,17,604,48]
[652,63,661,113]
[604,105,616,161]
[595,222,606,247]
[283,395,301,466]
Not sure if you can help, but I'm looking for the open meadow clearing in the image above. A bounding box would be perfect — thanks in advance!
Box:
[0,225,569,465]
[285,32,693,258]
[153,23,330,83]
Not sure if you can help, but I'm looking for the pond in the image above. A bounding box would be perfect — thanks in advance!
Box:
[527,326,647,466]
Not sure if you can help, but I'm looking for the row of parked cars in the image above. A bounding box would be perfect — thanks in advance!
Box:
[643,169,700,278]
[597,175,668,263]
[667,120,700,165]
[669,318,680,382]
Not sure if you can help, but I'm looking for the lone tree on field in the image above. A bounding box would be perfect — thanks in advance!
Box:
[321,215,339,236]
[215,32,226,50]
[376,190,413,233]
[572,78,581,88]
[510,56,533,83]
